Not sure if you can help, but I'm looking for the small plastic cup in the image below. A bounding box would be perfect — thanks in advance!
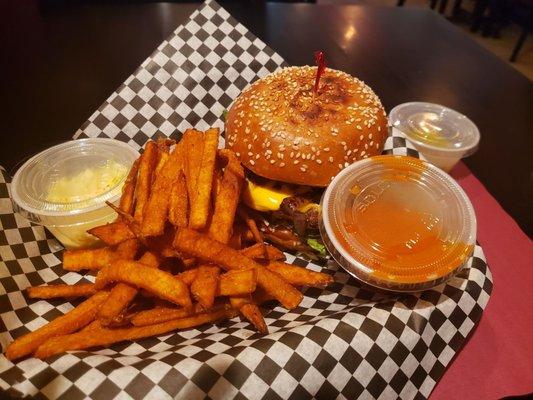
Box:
[319,155,477,292]
[10,138,139,249]
[389,102,480,172]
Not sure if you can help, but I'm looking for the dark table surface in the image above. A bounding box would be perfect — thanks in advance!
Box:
[0,1,531,235]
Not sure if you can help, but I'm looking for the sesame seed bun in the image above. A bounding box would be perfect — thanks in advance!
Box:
[225,66,388,187]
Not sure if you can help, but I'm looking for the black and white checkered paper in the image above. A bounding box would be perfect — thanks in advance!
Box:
[1,1,492,399]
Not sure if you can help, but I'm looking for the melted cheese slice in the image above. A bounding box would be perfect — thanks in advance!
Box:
[243,180,293,212]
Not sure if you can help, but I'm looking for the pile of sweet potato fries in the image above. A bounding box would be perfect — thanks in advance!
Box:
[5,128,333,361]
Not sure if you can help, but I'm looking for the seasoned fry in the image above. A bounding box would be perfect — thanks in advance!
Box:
[88,220,135,246]
[189,128,219,229]
[34,308,232,359]
[26,283,97,299]
[218,269,257,296]
[5,291,109,360]
[238,207,267,259]
[191,265,219,308]
[96,260,192,308]
[168,171,188,227]
[207,167,243,244]
[241,243,286,261]
[131,303,208,327]
[176,269,198,285]
[230,296,267,333]
[174,229,302,309]
[97,251,162,326]
[141,143,184,237]
[63,247,114,271]
[134,140,158,222]
[267,262,334,288]
[146,227,181,258]
[119,158,139,215]
[184,129,204,205]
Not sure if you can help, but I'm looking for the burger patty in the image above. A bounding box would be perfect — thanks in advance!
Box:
[258,196,320,253]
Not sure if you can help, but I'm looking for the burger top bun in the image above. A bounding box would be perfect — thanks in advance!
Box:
[225,66,388,187]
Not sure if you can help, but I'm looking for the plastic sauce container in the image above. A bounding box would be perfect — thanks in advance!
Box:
[10,139,139,249]
[320,155,476,292]
[389,102,480,172]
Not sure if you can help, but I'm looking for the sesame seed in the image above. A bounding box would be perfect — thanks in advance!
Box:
[250,160,255,165]
[294,160,300,165]
[270,160,276,164]
[316,159,322,164]
[359,135,364,141]
[369,133,373,139]
[329,156,334,163]
[280,162,285,167]
[324,147,330,152]
[247,152,253,157]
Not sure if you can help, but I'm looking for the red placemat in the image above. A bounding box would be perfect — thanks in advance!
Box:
[432,162,533,399]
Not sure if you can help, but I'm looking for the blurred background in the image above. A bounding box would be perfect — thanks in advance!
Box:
[33,0,532,80]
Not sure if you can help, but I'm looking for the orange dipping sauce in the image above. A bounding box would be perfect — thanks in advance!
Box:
[320,155,476,290]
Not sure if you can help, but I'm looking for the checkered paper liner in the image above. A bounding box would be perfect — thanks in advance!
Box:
[0,1,492,399]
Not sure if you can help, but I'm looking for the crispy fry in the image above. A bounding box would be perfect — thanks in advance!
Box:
[134,140,158,222]
[62,247,114,271]
[131,303,207,327]
[141,143,184,237]
[174,229,302,309]
[176,269,198,285]
[26,283,97,299]
[62,240,137,272]
[88,220,135,246]
[184,129,204,206]
[191,265,219,308]
[34,308,232,359]
[267,262,334,288]
[168,171,188,227]
[230,297,268,334]
[154,147,170,178]
[96,260,192,308]
[218,269,257,296]
[189,128,219,229]
[119,158,139,215]
[241,243,286,261]
[97,250,161,324]
[238,207,267,259]
[207,166,243,244]
[5,291,109,360]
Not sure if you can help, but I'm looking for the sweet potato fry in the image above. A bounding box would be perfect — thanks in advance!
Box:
[63,247,114,271]
[88,220,135,246]
[230,296,267,333]
[183,129,204,205]
[241,243,286,261]
[176,269,198,285]
[146,227,181,258]
[218,269,257,296]
[26,283,97,299]
[119,158,140,215]
[238,207,267,259]
[168,171,188,227]
[189,128,219,229]
[141,142,184,236]
[131,303,207,327]
[5,291,109,361]
[96,260,191,308]
[191,265,219,308]
[134,140,158,222]
[174,229,302,309]
[34,307,232,359]
[97,251,162,326]
[267,262,334,288]
[207,167,243,244]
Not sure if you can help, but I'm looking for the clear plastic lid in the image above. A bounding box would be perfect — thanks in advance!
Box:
[389,102,480,157]
[11,138,139,224]
[320,155,477,292]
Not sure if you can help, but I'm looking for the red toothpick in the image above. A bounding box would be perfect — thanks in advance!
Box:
[313,51,326,93]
